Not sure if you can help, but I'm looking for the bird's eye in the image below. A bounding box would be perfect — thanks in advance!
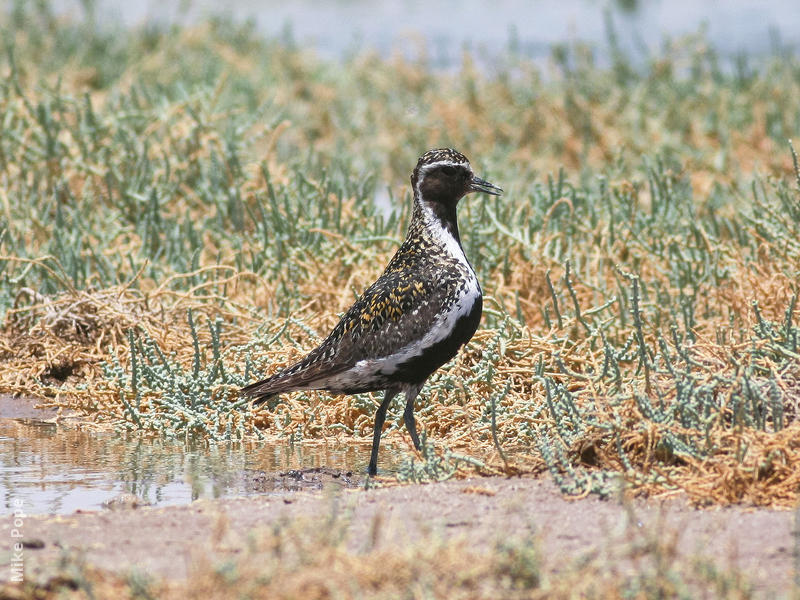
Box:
[441,166,457,176]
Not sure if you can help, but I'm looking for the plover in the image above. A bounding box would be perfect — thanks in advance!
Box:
[242,148,502,475]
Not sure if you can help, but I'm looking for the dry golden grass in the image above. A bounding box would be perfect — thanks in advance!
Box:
[3,246,798,507]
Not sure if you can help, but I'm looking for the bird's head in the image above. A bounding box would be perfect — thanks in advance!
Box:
[411,148,503,209]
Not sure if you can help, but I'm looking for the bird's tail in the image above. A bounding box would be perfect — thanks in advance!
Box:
[240,375,287,406]
[241,356,352,406]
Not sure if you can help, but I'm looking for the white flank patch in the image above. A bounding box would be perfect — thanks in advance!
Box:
[322,203,480,390]
[323,295,480,390]
[350,290,479,377]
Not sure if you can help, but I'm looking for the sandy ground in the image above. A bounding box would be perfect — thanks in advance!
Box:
[2,473,796,596]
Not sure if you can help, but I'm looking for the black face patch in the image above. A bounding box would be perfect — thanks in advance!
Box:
[418,164,471,206]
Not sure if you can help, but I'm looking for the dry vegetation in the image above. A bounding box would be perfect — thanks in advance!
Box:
[1,3,799,512]
[1,482,759,599]
[9,522,753,600]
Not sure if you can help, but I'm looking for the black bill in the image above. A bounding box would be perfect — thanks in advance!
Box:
[469,176,503,196]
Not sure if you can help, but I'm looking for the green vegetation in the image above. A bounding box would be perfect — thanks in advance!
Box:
[1,2,799,506]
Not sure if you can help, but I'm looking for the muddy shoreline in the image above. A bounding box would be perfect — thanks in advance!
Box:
[2,475,795,596]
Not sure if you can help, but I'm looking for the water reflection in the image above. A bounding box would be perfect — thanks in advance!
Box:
[0,418,377,515]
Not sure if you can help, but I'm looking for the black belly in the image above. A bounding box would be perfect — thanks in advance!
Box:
[391,296,482,384]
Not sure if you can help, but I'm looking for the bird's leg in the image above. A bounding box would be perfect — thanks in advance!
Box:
[369,388,398,476]
[403,386,423,451]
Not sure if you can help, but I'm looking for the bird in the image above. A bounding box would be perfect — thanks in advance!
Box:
[241,148,502,476]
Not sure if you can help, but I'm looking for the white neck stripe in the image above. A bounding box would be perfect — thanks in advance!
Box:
[419,203,469,264]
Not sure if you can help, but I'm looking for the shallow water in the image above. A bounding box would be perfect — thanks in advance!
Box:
[0,401,392,515]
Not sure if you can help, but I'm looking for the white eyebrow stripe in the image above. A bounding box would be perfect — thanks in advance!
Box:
[418,160,471,175]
